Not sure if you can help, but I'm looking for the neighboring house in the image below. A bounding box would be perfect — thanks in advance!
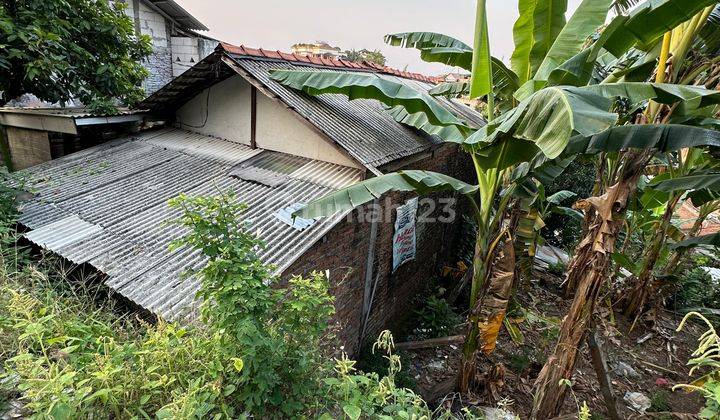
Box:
[120,0,217,93]
[441,72,471,83]
[15,42,483,353]
[291,41,343,59]
[6,0,216,108]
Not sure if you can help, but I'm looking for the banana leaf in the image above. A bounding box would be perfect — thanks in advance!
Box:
[547,190,577,204]
[566,124,720,155]
[511,0,538,83]
[292,171,478,219]
[697,5,720,54]
[650,173,720,193]
[603,0,720,57]
[534,0,613,82]
[419,47,472,70]
[429,81,470,97]
[468,86,617,160]
[528,0,569,79]
[470,0,493,99]
[384,32,471,51]
[577,83,720,114]
[384,106,469,143]
[270,70,468,129]
[547,16,628,86]
[671,232,720,250]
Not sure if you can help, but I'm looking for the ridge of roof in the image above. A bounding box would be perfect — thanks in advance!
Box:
[217,42,442,84]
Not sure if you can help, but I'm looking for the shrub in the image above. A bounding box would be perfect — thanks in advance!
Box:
[669,267,720,311]
[3,189,483,418]
[674,312,720,419]
[413,296,462,339]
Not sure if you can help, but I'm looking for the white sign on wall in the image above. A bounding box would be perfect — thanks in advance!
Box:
[392,197,418,272]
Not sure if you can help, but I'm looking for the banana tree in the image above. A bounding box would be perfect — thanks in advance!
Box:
[272,0,720,407]
[621,150,720,319]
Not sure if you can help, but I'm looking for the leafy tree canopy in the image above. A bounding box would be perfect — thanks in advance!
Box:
[343,48,387,66]
[0,0,152,113]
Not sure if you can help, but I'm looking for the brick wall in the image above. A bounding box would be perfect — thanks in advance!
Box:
[281,144,470,354]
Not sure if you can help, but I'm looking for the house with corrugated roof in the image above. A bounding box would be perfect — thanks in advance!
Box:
[15,42,483,352]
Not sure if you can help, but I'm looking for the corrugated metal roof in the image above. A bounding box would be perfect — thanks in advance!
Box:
[18,128,363,322]
[235,58,447,168]
[0,107,142,118]
[145,0,208,31]
[138,49,485,170]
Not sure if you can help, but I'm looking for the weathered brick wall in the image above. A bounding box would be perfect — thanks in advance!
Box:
[281,144,470,354]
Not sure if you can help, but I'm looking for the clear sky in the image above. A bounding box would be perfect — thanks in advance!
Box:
[178,0,583,76]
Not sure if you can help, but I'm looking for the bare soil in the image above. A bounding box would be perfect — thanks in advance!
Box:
[402,270,706,419]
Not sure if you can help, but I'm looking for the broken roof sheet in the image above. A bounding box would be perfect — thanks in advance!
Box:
[19,128,363,322]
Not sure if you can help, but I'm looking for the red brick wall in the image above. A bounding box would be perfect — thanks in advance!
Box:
[281,144,470,354]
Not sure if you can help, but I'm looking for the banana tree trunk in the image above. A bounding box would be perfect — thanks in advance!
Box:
[623,193,681,318]
[567,156,606,297]
[460,231,515,392]
[531,151,651,419]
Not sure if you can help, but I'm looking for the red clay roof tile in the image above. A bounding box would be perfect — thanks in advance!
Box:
[217,42,437,83]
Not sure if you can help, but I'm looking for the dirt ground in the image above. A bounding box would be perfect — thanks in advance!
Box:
[402,270,706,419]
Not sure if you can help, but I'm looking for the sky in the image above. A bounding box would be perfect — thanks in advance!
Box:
[178,0,584,76]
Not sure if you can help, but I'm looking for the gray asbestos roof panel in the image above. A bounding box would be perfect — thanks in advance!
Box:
[233,57,445,168]
[18,129,363,322]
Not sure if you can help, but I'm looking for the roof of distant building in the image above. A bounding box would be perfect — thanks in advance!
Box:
[144,0,208,31]
[0,107,145,135]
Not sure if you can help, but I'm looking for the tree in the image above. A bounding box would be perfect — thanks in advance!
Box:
[0,0,152,113]
[270,0,720,414]
[343,48,387,67]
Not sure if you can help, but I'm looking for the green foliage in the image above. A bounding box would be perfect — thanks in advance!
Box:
[413,296,462,339]
[168,191,335,416]
[344,49,386,66]
[669,267,720,311]
[547,261,567,277]
[0,265,234,419]
[649,390,671,412]
[674,312,720,419]
[322,331,433,419]
[0,0,152,111]
[542,159,595,247]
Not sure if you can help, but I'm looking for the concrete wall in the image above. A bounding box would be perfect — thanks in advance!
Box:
[171,37,218,77]
[171,37,199,76]
[255,93,358,167]
[120,0,216,92]
[175,76,252,143]
[175,75,360,168]
[5,126,52,170]
[137,1,173,94]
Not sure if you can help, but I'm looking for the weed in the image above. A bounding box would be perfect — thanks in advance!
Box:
[547,260,567,277]
[413,295,462,339]
[649,390,671,412]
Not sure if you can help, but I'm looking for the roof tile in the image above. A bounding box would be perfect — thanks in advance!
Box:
[217,42,437,83]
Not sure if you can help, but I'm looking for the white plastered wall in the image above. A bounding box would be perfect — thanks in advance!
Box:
[174,75,360,168]
[255,93,359,167]
[175,76,252,144]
